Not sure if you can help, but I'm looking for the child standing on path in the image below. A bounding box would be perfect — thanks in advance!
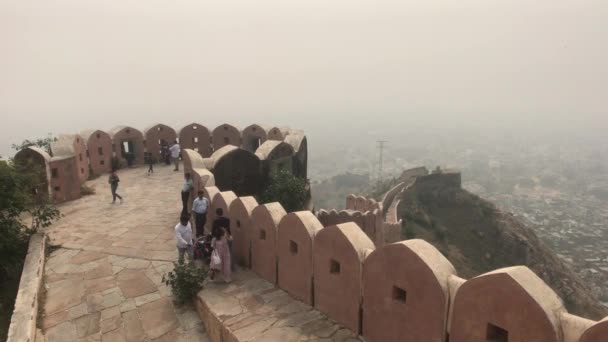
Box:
[108,170,123,204]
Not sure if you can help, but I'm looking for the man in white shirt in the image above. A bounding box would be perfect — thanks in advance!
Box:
[169,140,181,171]
[192,190,209,237]
[175,215,193,263]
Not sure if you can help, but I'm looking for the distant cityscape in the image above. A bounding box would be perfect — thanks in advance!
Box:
[309,131,608,303]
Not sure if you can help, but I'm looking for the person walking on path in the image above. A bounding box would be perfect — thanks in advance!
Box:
[169,140,181,171]
[108,170,123,204]
[181,173,193,217]
[192,190,209,237]
[212,208,233,269]
[209,226,231,282]
[145,152,154,175]
[175,215,193,263]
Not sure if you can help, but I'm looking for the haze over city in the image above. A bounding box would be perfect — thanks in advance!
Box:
[1,0,607,159]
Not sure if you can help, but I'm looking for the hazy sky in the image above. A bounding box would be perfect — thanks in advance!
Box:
[1,0,607,158]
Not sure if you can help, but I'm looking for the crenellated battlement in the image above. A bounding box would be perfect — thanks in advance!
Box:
[12,124,608,342]
[198,170,608,341]
[13,123,307,202]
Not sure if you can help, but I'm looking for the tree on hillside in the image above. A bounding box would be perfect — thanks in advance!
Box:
[258,170,307,212]
[11,134,56,155]
[0,159,60,280]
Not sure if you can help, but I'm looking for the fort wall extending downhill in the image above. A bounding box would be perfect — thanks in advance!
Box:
[198,170,608,342]
[11,124,608,342]
[13,123,307,203]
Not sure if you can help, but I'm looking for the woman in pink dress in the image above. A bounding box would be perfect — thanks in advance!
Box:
[209,227,232,283]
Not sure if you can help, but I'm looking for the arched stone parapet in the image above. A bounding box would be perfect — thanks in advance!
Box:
[450,266,564,342]
[182,149,207,174]
[52,134,89,183]
[267,126,290,141]
[313,222,375,333]
[179,123,212,157]
[346,194,357,210]
[212,123,241,150]
[580,316,608,342]
[143,123,177,162]
[81,130,112,176]
[191,169,214,196]
[354,196,367,211]
[210,146,262,196]
[203,186,220,233]
[250,203,287,284]
[277,211,323,305]
[362,240,456,342]
[229,196,259,267]
[14,147,52,199]
[109,126,145,166]
[242,124,269,152]
[209,191,237,232]
[255,141,295,176]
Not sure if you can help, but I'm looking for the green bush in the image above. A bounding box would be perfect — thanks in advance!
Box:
[258,170,307,212]
[1,159,60,280]
[162,262,207,305]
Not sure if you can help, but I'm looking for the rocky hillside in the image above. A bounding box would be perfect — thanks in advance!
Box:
[398,180,608,320]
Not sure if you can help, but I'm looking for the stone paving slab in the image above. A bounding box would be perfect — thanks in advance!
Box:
[195,270,362,342]
[40,165,209,341]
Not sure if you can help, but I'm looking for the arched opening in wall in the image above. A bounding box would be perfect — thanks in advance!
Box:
[121,140,136,166]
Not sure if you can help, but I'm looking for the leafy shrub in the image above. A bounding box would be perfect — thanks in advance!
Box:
[162,262,207,305]
[258,170,307,212]
[0,159,60,279]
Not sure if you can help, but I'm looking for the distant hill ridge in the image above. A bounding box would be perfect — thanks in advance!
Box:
[397,166,608,320]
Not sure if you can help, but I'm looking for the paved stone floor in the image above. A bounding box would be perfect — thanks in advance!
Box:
[41,164,209,342]
[197,271,362,342]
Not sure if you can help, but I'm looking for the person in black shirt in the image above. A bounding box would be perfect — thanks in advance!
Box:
[212,208,233,269]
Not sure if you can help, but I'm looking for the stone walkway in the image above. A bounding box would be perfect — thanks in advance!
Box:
[197,271,362,342]
[40,164,209,342]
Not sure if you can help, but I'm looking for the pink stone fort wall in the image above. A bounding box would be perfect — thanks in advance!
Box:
[13,125,608,341]
[191,163,608,342]
[13,123,307,203]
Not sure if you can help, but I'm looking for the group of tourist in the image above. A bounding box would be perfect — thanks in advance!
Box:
[174,149,232,283]
[174,187,233,282]
[107,141,232,282]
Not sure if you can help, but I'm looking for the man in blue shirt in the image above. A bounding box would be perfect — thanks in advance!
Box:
[181,173,193,216]
[192,190,209,237]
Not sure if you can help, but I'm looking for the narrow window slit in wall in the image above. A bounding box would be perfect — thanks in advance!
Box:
[392,286,407,304]
[289,240,298,255]
[486,323,508,342]
[259,229,266,240]
[330,259,340,274]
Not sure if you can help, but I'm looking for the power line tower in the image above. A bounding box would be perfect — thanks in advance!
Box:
[376,140,387,183]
